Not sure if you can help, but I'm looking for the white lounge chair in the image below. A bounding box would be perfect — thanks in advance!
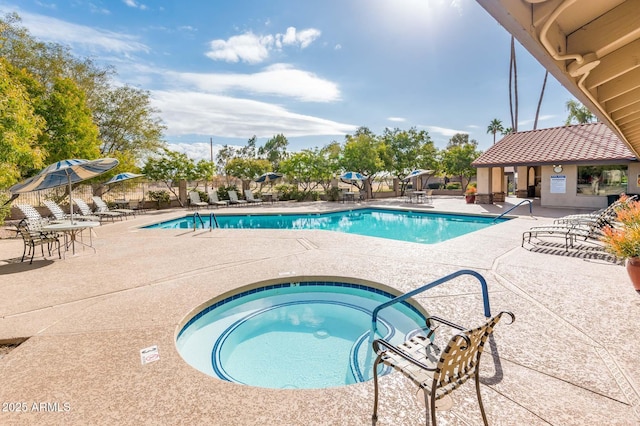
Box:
[208,190,228,208]
[44,200,99,222]
[244,190,262,204]
[188,191,208,210]
[228,190,248,206]
[74,198,122,222]
[92,196,135,217]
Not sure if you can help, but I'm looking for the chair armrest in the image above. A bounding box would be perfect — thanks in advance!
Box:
[373,337,438,371]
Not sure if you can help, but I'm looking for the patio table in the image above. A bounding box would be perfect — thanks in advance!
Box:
[42,221,100,256]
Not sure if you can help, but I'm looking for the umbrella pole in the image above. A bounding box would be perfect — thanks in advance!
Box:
[68,174,74,225]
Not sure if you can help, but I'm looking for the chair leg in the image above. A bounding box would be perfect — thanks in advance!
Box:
[372,355,383,421]
[475,370,489,426]
[429,392,436,426]
[30,243,36,264]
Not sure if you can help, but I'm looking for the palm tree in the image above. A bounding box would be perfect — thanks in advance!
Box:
[487,119,504,144]
[509,36,519,132]
[565,100,596,125]
[502,127,514,135]
[533,71,548,130]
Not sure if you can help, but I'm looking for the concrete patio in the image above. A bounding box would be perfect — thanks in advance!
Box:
[0,196,638,425]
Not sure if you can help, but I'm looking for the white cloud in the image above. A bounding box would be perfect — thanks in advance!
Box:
[206,27,320,64]
[165,142,240,162]
[11,9,148,54]
[151,90,356,139]
[424,126,468,137]
[334,44,342,50]
[169,64,340,102]
[206,32,273,64]
[387,117,406,122]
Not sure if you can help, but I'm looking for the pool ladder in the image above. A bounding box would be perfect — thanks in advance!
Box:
[193,211,219,231]
[493,199,533,222]
[371,269,492,333]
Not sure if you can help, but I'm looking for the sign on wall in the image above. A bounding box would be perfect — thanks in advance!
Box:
[550,175,566,194]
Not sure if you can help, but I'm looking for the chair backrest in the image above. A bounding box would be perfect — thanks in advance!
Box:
[189,191,202,203]
[244,190,255,200]
[208,191,219,202]
[73,198,92,215]
[228,190,239,201]
[432,312,512,398]
[16,204,45,222]
[43,200,67,220]
[92,196,109,212]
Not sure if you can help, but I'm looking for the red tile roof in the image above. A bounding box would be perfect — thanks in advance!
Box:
[472,123,636,167]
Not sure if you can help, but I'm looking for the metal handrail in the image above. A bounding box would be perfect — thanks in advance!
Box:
[493,199,533,222]
[371,269,491,332]
[193,211,219,231]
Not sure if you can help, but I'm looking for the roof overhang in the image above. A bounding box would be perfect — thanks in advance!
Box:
[476,0,640,157]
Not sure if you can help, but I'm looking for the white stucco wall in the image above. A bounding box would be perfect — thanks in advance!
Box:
[540,164,638,209]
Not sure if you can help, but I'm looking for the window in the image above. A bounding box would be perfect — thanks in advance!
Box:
[576,165,627,196]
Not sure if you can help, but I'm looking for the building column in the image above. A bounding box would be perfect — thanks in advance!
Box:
[475,167,493,204]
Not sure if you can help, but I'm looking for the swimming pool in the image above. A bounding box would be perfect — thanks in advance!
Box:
[176,280,427,389]
[145,208,506,244]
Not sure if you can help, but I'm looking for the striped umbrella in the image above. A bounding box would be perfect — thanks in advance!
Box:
[254,172,283,183]
[104,172,145,200]
[403,169,433,181]
[9,158,119,223]
[340,171,366,191]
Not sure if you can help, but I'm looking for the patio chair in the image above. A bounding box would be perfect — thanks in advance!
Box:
[188,191,208,210]
[228,190,248,206]
[15,204,57,237]
[522,217,609,251]
[92,196,135,218]
[207,190,228,208]
[244,189,263,204]
[73,198,122,222]
[372,311,515,426]
[17,221,61,264]
[44,200,99,222]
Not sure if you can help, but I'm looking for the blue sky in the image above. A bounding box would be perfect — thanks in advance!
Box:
[1,0,576,161]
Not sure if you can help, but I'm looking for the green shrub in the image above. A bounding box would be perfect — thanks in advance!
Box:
[217,185,238,201]
[445,182,461,190]
[148,190,170,208]
[274,184,296,201]
[427,182,442,189]
[0,194,11,226]
[326,187,341,202]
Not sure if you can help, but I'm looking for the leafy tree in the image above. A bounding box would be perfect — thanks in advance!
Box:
[340,128,386,193]
[380,127,437,193]
[441,134,481,192]
[0,57,45,187]
[142,149,197,207]
[565,100,596,125]
[224,157,270,190]
[258,133,289,171]
[279,150,322,194]
[38,76,101,163]
[94,85,166,158]
[193,160,216,190]
[487,119,504,145]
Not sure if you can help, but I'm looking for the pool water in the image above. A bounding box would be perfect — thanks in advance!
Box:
[146,208,505,244]
[176,281,427,389]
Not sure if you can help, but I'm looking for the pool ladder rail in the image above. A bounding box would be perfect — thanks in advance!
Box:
[371,269,492,333]
[193,211,219,231]
[493,199,533,222]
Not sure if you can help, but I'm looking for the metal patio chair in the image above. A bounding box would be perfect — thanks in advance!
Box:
[372,311,515,426]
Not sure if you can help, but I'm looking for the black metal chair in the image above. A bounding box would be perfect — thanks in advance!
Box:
[18,222,61,264]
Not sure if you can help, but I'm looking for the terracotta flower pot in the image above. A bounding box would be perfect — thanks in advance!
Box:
[625,257,640,294]
[465,195,476,204]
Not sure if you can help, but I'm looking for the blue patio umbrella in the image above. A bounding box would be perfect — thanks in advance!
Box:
[103,172,145,200]
[254,172,283,183]
[403,169,433,181]
[9,158,119,223]
[340,171,366,191]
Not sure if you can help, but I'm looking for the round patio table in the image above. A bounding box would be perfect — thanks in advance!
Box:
[41,221,100,256]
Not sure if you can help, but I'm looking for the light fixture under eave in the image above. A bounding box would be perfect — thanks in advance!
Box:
[567,53,600,77]
[553,165,563,173]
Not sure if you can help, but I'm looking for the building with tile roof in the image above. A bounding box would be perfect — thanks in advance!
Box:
[472,123,639,209]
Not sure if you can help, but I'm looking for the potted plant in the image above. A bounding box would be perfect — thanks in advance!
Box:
[601,195,640,293]
[464,186,477,204]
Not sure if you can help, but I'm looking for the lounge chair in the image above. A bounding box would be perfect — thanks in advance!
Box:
[73,198,122,222]
[244,190,262,204]
[188,191,208,210]
[522,217,609,251]
[372,311,515,426]
[208,190,228,208]
[228,190,248,206]
[92,196,135,218]
[44,200,99,222]
[15,204,58,237]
